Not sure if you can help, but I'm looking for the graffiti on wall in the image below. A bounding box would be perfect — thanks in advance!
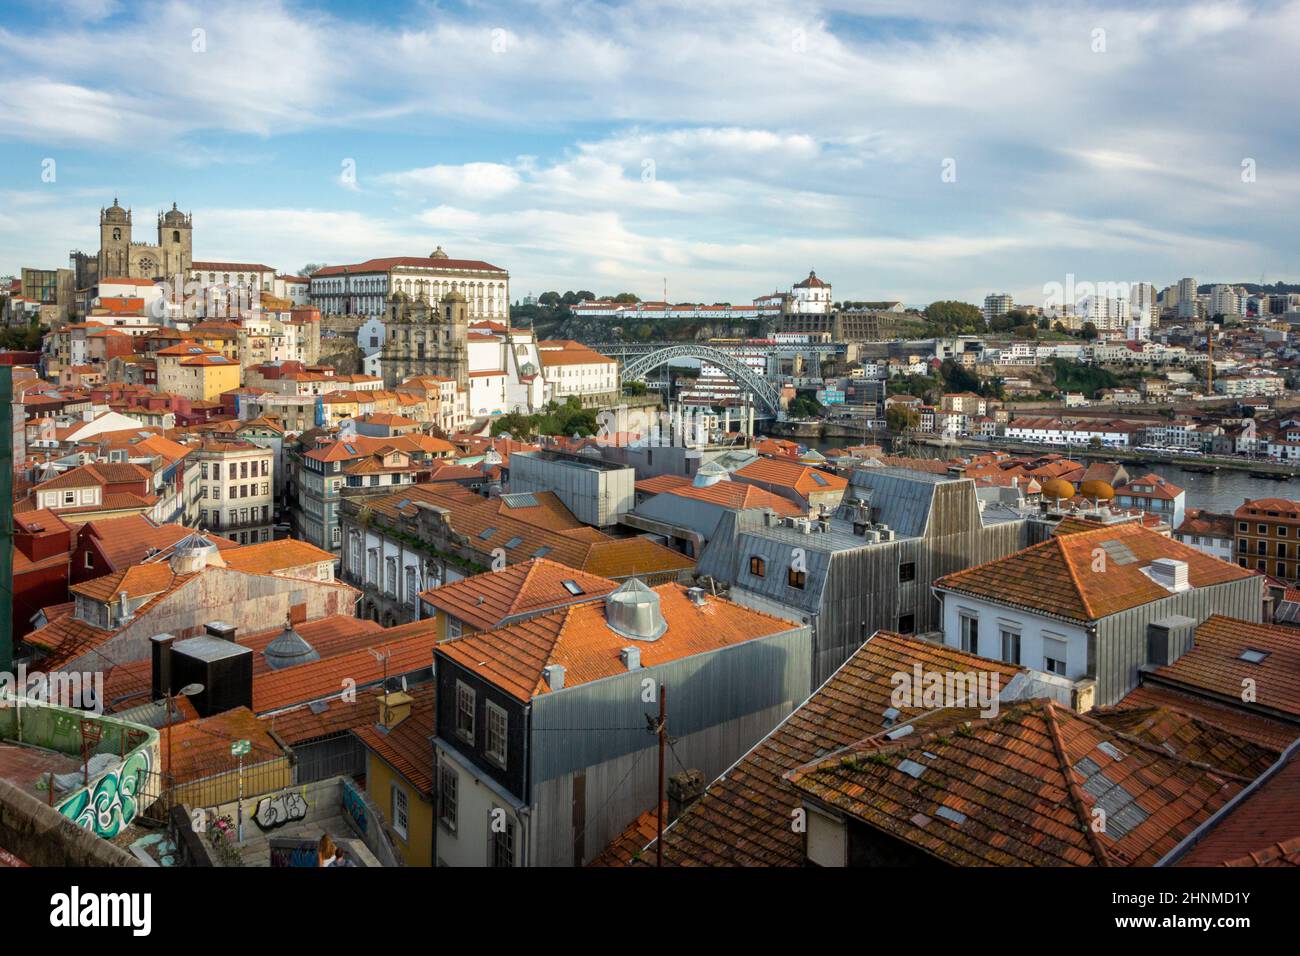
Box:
[56,747,153,839]
[253,791,309,831]
[269,837,319,867]
[342,778,368,836]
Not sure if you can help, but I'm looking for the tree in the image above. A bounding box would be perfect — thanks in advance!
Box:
[538,291,562,307]
[612,292,640,303]
[1082,321,1099,340]
[299,263,327,276]
[924,300,984,334]
[886,405,920,433]
[788,394,823,418]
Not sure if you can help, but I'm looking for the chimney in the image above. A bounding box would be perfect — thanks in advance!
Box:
[686,587,707,606]
[376,691,413,730]
[205,621,237,641]
[116,590,131,625]
[1147,616,1196,666]
[543,664,565,690]
[150,632,177,701]
[620,646,641,670]
[668,769,706,823]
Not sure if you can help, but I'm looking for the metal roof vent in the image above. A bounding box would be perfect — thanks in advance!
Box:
[1145,557,1190,592]
[543,664,565,690]
[169,532,224,574]
[692,460,730,488]
[263,621,321,671]
[604,577,667,641]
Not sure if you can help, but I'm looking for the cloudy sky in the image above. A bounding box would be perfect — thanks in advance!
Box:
[1,0,1297,306]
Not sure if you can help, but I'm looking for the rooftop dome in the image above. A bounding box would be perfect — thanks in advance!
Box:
[604,578,667,641]
[263,622,321,671]
[161,202,187,225]
[1041,478,1076,501]
[1078,479,1116,501]
[103,198,129,223]
[430,246,449,259]
[692,459,731,487]
[169,532,224,574]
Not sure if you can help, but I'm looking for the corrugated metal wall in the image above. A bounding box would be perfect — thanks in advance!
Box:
[1093,576,1262,706]
[527,625,810,866]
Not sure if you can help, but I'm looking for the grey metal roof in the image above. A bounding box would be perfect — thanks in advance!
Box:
[172,635,251,663]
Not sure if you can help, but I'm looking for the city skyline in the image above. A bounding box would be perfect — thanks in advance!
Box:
[3,0,1299,304]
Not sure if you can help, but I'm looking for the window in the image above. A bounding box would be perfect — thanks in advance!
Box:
[897,613,915,635]
[84,551,94,569]
[1043,636,1068,675]
[899,561,916,583]
[1000,628,1021,665]
[787,567,806,589]
[391,784,409,840]
[749,556,765,577]
[959,614,978,654]
[455,681,475,742]
[438,765,457,831]
[491,815,515,868]
[486,701,508,768]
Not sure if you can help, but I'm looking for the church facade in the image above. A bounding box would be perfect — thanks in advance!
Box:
[72,198,193,289]
[379,288,470,388]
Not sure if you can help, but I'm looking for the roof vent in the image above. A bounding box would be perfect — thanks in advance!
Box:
[686,587,707,606]
[1146,557,1190,592]
[605,578,667,641]
[263,620,321,670]
[692,460,730,488]
[543,664,565,690]
[205,621,237,641]
[169,532,224,574]
[620,647,641,670]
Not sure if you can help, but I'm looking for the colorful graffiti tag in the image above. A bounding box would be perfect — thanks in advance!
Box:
[56,748,152,839]
[342,779,368,836]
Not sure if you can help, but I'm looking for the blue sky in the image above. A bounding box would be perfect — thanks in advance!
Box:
[2,0,1298,306]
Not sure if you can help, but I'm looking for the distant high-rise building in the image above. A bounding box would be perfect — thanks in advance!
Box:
[1177,277,1199,319]
[1209,284,1240,319]
[982,292,1014,325]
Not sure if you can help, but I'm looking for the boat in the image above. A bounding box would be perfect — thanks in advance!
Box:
[1180,464,1217,474]
[1249,471,1290,481]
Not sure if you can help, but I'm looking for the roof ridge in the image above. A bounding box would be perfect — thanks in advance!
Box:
[1041,699,1113,867]
[1057,531,1097,619]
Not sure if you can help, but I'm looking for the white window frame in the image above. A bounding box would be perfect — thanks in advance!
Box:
[391,783,409,840]
[485,701,508,769]
[455,681,475,743]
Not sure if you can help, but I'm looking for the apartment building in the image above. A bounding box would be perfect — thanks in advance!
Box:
[1233,497,1300,582]
[191,440,276,544]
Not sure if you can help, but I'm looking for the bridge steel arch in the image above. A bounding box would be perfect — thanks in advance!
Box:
[619,344,783,416]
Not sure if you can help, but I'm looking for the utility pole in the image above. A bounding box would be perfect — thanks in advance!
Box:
[656,683,667,867]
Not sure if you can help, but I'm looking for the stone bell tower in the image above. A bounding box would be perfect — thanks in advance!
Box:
[98,198,132,279]
[157,203,193,278]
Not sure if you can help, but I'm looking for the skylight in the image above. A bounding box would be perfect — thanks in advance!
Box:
[504,536,523,549]
[479,527,497,540]
[561,580,584,595]
[532,546,552,559]
[1239,648,1270,663]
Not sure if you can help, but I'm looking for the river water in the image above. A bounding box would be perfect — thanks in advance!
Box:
[786,433,1294,516]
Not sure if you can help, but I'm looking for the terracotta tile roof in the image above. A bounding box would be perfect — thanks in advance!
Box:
[437,584,798,703]
[363,484,694,579]
[588,804,666,867]
[313,256,506,276]
[419,558,617,631]
[1142,615,1300,720]
[253,618,440,714]
[34,462,151,491]
[353,687,437,796]
[222,539,334,575]
[734,457,848,496]
[659,481,805,515]
[1091,705,1280,779]
[1175,509,1234,538]
[1173,744,1300,867]
[635,474,692,496]
[79,515,236,570]
[650,633,1022,867]
[1117,684,1299,750]
[162,707,285,782]
[784,699,1248,866]
[936,523,1258,623]
[70,562,182,602]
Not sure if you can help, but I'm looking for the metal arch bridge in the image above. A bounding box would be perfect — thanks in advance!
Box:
[619,344,784,417]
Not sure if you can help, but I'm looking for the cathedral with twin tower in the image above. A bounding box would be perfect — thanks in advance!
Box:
[73,197,193,287]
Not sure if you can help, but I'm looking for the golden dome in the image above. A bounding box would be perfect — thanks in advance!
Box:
[1041,478,1076,500]
[1079,479,1115,500]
